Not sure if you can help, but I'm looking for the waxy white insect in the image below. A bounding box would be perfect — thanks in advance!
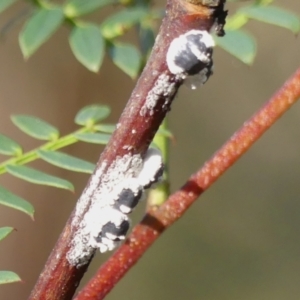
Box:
[166,30,215,88]
[67,148,164,266]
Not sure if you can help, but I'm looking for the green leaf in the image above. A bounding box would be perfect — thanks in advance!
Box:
[74,133,111,144]
[75,104,111,126]
[64,0,115,17]
[0,271,21,285]
[0,186,34,218]
[138,22,155,55]
[214,29,256,65]
[94,124,115,133]
[108,42,142,79]
[239,5,300,34]
[19,7,64,58]
[69,24,105,72]
[225,14,248,30]
[0,0,17,13]
[157,128,173,139]
[5,165,74,192]
[11,115,59,141]
[0,227,14,241]
[0,134,22,156]
[6,165,74,191]
[38,150,95,173]
[101,7,148,39]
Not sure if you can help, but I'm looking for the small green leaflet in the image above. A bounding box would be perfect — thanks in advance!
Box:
[94,124,115,134]
[101,7,148,39]
[19,7,64,58]
[0,227,14,241]
[225,14,248,30]
[0,0,17,13]
[38,150,95,174]
[74,133,111,144]
[75,104,110,126]
[157,128,173,139]
[0,186,34,218]
[239,5,300,34]
[64,0,115,17]
[0,134,22,156]
[108,42,142,79]
[5,165,74,191]
[214,29,257,65]
[138,22,155,55]
[11,115,59,141]
[69,24,105,72]
[0,271,21,285]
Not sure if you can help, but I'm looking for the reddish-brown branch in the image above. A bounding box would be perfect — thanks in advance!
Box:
[75,67,300,300]
[28,1,226,299]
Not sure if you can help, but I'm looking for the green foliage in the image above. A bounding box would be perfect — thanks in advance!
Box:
[11,115,59,141]
[0,105,112,196]
[74,132,111,144]
[0,0,17,14]
[2,0,298,70]
[0,228,21,285]
[69,23,105,72]
[0,135,22,156]
[6,165,74,191]
[19,6,65,58]
[0,186,34,218]
[239,5,300,33]
[75,104,111,125]
[217,2,300,64]
[0,227,14,241]
[64,0,115,18]
[214,29,256,65]
[100,7,148,39]
[0,271,21,285]
[37,149,95,173]
[108,42,142,79]
[0,104,117,282]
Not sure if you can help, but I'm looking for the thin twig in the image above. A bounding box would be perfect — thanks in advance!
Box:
[74,67,300,300]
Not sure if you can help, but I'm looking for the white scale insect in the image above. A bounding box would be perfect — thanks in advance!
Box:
[166,29,215,89]
[67,148,164,266]
[93,148,164,253]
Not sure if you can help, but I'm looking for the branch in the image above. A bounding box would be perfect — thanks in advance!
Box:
[28,0,227,299]
[74,67,300,300]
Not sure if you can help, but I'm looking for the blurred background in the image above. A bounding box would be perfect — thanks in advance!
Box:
[0,0,300,299]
